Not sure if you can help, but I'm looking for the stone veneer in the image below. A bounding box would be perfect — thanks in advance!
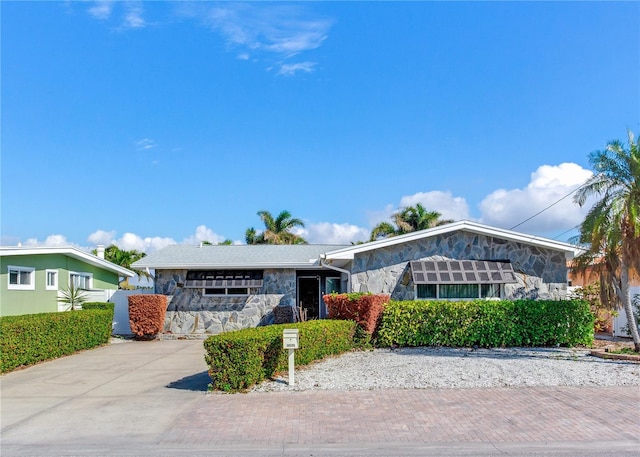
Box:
[154,268,296,334]
[350,231,569,301]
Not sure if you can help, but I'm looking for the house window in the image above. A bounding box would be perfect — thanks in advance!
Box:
[325,277,341,294]
[416,284,437,298]
[8,265,35,290]
[203,287,249,296]
[417,283,503,299]
[184,270,264,290]
[411,260,516,300]
[46,269,58,290]
[70,272,92,290]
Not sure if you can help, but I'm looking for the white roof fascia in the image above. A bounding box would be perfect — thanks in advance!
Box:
[323,221,581,261]
[133,261,322,270]
[0,246,135,277]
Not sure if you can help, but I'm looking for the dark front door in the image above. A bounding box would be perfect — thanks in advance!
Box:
[297,276,320,320]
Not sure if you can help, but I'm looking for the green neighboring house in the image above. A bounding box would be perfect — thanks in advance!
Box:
[0,246,134,317]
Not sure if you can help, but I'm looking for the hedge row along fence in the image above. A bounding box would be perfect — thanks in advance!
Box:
[377,299,594,348]
[204,320,358,392]
[0,304,114,373]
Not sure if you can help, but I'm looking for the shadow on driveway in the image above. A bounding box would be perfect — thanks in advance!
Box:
[166,371,211,392]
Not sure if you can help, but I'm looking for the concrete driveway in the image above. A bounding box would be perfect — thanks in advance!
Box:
[1,339,639,457]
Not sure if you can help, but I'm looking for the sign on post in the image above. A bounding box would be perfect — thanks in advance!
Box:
[283,329,299,385]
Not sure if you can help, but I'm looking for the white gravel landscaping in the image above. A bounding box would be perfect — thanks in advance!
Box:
[250,347,640,392]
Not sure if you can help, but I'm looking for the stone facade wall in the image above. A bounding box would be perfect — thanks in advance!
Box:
[350,231,568,300]
[154,268,296,334]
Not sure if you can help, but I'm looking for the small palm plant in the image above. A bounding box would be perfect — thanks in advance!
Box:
[57,284,88,311]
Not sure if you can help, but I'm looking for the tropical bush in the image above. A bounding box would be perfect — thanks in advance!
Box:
[0,308,114,373]
[377,299,594,348]
[204,320,357,392]
[57,284,88,311]
[128,294,167,338]
[323,293,389,334]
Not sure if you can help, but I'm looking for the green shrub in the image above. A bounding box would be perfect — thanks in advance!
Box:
[204,319,357,392]
[0,308,114,373]
[83,302,115,312]
[377,299,593,348]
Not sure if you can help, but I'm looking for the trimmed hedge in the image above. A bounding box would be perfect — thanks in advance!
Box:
[323,293,389,334]
[204,320,357,392]
[0,308,114,373]
[128,294,167,338]
[83,301,115,311]
[377,299,594,348]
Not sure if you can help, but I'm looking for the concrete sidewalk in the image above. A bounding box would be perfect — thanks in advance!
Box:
[1,339,639,456]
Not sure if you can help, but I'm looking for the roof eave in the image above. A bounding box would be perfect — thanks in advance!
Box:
[1,246,136,277]
[323,221,580,260]
[132,262,323,270]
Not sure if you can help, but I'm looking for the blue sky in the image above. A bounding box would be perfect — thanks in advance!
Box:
[2,1,639,252]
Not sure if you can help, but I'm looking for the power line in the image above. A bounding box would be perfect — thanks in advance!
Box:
[509,183,586,231]
[552,224,580,241]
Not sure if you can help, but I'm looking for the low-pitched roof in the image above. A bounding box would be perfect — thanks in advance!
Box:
[131,244,350,270]
[0,246,135,277]
[322,220,581,261]
[130,222,581,271]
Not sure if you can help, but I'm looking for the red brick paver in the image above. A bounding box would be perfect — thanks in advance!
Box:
[161,386,640,447]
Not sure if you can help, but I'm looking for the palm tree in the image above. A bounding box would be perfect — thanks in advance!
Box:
[572,130,640,351]
[92,245,151,288]
[245,227,263,245]
[245,210,307,245]
[370,204,452,241]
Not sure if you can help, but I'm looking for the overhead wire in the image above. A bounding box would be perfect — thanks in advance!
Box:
[509,182,587,231]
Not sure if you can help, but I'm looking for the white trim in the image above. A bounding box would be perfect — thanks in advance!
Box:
[325,220,582,261]
[0,246,135,277]
[135,261,324,269]
[7,265,35,290]
[320,258,351,292]
[45,269,58,290]
[69,271,93,290]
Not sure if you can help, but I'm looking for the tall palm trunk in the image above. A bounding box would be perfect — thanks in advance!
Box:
[619,253,640,351]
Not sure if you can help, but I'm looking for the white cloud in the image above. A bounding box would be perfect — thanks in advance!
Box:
[86,225,227,253]
[24,234,76,247]
[199,3,331,73]
[399,191,471,221]
[205,4,330,54]
[278,62,316,76]
[294,222,369,245]
[367,191,471,229]
[86,2,330,74]
[87,229,117,246]
[366,204,395,227]
[86,1,145,29]
[136,138,155,150]
[88,1,113,20]
[121,233,175,252]
[479,163,593,233]
[124,3,145,29]
[182,225,226,246]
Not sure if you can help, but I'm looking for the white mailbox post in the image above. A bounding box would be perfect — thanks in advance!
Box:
[283,329,299,386]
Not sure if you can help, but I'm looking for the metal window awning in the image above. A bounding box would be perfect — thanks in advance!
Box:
[184,270,264,288]
[410,260,517,284]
